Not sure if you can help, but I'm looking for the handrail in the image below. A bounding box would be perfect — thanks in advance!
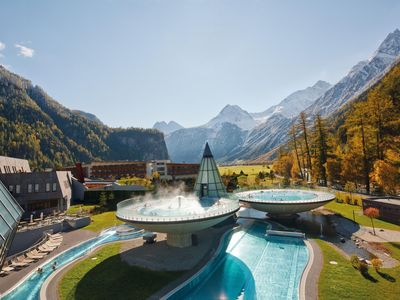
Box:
[5,231,52,262]
[116,197,239,223]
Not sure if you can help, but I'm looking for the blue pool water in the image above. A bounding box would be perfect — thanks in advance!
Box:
[2,227,144,300]
[248,190,316,201]
[168,222,309,300]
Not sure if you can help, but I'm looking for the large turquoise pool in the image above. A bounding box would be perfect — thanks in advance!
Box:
[167,222,309,300]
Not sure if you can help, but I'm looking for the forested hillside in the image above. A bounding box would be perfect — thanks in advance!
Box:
[274,61,400,195]
[0,66,169,170]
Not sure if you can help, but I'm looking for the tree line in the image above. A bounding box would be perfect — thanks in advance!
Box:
[274,62,400,195]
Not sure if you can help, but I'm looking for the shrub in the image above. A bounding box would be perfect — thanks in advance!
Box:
[353,198,358,206]
[371,258,383,271]
[351,255,360,269]
[344,195,351,204]
[359,261,369,274]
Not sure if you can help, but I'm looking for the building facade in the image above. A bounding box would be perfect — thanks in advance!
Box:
[0,155,31,174]
[0,180,24,268]
[0,171,72,218]
[362,197,400,225]
[63,160,199,181]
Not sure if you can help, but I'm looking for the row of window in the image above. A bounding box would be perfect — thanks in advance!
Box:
[8,183,57,194]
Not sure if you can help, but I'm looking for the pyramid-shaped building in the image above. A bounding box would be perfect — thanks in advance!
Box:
[194,143,227,198]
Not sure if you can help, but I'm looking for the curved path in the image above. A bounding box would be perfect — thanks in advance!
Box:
[0,229,96,296]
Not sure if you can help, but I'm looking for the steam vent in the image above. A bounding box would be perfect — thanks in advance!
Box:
[116,143,240,247]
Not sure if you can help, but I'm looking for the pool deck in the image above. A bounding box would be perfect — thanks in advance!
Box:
[301,239,324,300]
[0,229,96,296]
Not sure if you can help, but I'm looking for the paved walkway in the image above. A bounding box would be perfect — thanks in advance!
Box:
[121,227,228,271]
[303,239,323,300]
[354,227,400,243]
[0,229,96,296]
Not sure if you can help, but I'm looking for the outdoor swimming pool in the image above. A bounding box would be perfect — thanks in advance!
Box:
[166,221,309,300]
[2,225,144,300]
[245,190,317,201]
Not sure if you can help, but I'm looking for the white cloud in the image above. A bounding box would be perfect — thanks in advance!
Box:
[15,44,34,57]
[0,42,5,51]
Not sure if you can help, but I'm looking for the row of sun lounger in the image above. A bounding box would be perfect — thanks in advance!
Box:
[0,234,63,276]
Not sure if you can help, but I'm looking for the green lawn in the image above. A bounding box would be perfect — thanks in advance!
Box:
[59,243,183,300]
[84,211,123,232]
[383,242,400,260]
[316,240,400,300]
[67,204,98,215]
[324,201,400,231]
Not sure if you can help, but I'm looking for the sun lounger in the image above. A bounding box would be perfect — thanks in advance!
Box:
[10,260,29,268]
[16,255,34,264]
[51,233,62,238]
[26,252,43,260]
[2,266,14,272]
[32,249,47,257]
[0,270,9,276]
[37,246,53,253]
[46,241,61,248]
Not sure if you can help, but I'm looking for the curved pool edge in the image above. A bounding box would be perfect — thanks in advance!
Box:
[1,234,98,299]
[39,233,145,300]
[160,224,243,300]
[2,226,144,300]
[299,240,314,300]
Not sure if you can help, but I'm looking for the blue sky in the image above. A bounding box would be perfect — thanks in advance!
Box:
[1,0,400,128]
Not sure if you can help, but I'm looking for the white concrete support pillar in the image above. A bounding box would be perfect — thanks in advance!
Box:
[167,232,192,248]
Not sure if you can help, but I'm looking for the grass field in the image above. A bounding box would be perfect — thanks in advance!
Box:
[59,243,183,300]
[218,164,272,176]
[324,201,400,231]
[84,211,123,232]
[316,240,400,300]
[66,204,97,215]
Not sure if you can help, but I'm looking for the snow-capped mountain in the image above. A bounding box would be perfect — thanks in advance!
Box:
[166,29,400,163]
[251,80,331,121]
[153,121,183,134]
[225,28,400,162]
[205,104,257,130]
[306,28,400,117]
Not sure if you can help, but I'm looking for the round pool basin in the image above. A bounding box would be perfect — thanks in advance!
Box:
[236,189,335,216]
[117,196,240,234]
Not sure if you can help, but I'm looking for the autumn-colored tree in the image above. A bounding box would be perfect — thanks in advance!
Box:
[313,115,328,186]
[364,207,380,235]
[371,258,383,271]
[326,157,341,185]
[299,112,312,175]
[273,153,293,179]
[290,124,304,179]
[372,160,399,195]
[344,182,356,204]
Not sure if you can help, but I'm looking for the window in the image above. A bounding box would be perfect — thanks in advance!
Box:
[34,184,39,192]
[16,185,20,194]
[28,184,33,193]
[46,183,51,192]
[12,166,17,173]
[52,183,57,192]
[8,185,14,193]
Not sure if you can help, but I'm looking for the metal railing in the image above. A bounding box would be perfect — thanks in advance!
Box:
[236,189,335,204]
[116,197,239,223]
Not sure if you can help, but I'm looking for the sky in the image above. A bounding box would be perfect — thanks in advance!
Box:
[0,0,400,129]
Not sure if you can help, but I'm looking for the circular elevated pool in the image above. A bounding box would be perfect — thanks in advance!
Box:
[236,189,335,217]
[116,195,240,247]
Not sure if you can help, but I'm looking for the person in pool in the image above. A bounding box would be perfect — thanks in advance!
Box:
[37,267,43,274]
